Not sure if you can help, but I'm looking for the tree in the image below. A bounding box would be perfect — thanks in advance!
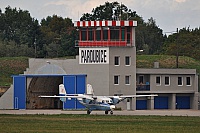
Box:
[0,6,39,48]
[80,2,165,55]
[40,15,77,58]
[163,27,200,60]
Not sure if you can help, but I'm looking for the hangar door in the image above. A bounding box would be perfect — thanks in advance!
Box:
[13,76,26,109]
[136,100,147,110]
[154,96,168,109]
[176,96,190,109]
[63,75,85,109]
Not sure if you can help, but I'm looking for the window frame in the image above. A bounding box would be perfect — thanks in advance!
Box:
[156,76,161,86]
[164,76,170,86]
[178,76,183,86]
[125,56,131,66]
[81,28,87,41]
[114,56,120,66]
[114,75,119,85]
[186,76,191,86]
[125,75,130,85]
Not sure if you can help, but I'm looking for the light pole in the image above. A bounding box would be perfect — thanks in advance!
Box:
[176,28,179,68]
[34,38,37,58]
[165,28,179,68]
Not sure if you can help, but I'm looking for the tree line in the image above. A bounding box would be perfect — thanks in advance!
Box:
[0,2,200,60]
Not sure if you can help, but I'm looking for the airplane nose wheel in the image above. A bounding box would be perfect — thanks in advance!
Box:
[87,110,91,114]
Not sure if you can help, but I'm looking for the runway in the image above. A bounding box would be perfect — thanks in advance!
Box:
[0,109,200,116]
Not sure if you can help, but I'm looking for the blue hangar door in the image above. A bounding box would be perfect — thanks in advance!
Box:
[63,75,85,109]
[136,100,147,110]
[154,96,168,109]
[13,76,26,109]
[176,96,190,109]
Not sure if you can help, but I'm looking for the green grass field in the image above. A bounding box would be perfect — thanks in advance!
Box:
[0,114,200,133]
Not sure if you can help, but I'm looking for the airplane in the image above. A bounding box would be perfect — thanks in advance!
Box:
[39,84,158,115]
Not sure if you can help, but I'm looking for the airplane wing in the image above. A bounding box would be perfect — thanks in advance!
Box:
[38,95,85,98]
[39,94,94,101]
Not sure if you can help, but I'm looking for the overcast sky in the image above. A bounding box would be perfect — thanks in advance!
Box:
[0,0,199,33]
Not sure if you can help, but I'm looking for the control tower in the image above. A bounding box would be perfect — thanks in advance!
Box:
[74,20,137,110]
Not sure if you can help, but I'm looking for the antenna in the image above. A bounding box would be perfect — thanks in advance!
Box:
[78,11,79,21]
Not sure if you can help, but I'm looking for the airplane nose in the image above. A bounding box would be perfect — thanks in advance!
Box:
[110,105,115,110]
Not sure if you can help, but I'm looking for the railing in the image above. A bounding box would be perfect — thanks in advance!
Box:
[75,40,134,47]
[136,84,150,91]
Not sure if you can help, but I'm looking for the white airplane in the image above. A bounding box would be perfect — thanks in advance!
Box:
[39,84,158,115]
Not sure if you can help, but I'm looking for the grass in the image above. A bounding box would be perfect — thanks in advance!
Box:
[0,57,28,86]
[136,55,200,70]
[0,114,200,133]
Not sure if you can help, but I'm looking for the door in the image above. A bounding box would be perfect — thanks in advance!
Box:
[13,76,26,109]
[63,76,76,109]
[76,75,86,109]
[154,96,168,109]
[176,96,190,109]
[136,100,147,110]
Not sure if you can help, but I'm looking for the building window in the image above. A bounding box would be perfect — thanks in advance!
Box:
[110,28,119,41]
[138,75,144,84]
[125,76,130,85]
[126,27,131,44]
[125,56,131,66]
[88,28,93,41]
[103,29,108,40]
[178,77,183,86]
[186,77,191,86]
[81,28,87,41]
[121,27,125,41]
[96,29,101,41]
[114,76,119,85]
[114,56,120,66]
[156,76,161,86]
[165,76,170,86]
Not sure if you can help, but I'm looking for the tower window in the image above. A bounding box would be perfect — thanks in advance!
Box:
[114,76,119,85]
[125,76,130,85]
[125,56,130,66]
[114,56,120,66]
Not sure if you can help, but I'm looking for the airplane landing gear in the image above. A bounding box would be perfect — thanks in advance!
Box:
[110,111,113,115]
[105,110,108,114]
[87,110,91,114]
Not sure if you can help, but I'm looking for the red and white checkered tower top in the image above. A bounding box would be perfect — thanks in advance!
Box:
[74,20,137,27]
[74,20,137,47]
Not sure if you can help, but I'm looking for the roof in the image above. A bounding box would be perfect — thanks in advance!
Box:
[34,63,66,75]
[136,68,197,75]
[74,20,137,27]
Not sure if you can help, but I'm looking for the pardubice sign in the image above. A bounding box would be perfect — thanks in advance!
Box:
[79,48,109,64]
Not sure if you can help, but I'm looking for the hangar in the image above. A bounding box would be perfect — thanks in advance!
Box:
[0,62,86,110]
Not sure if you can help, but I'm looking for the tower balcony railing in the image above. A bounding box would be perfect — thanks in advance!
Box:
[75,40,134,47]
[136,84,150,91]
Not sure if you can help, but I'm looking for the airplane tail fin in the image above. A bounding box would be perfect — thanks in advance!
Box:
[86,84,94,95]
[59,84,67,102]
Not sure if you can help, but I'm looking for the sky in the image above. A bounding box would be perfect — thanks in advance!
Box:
[0,0,200,34]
